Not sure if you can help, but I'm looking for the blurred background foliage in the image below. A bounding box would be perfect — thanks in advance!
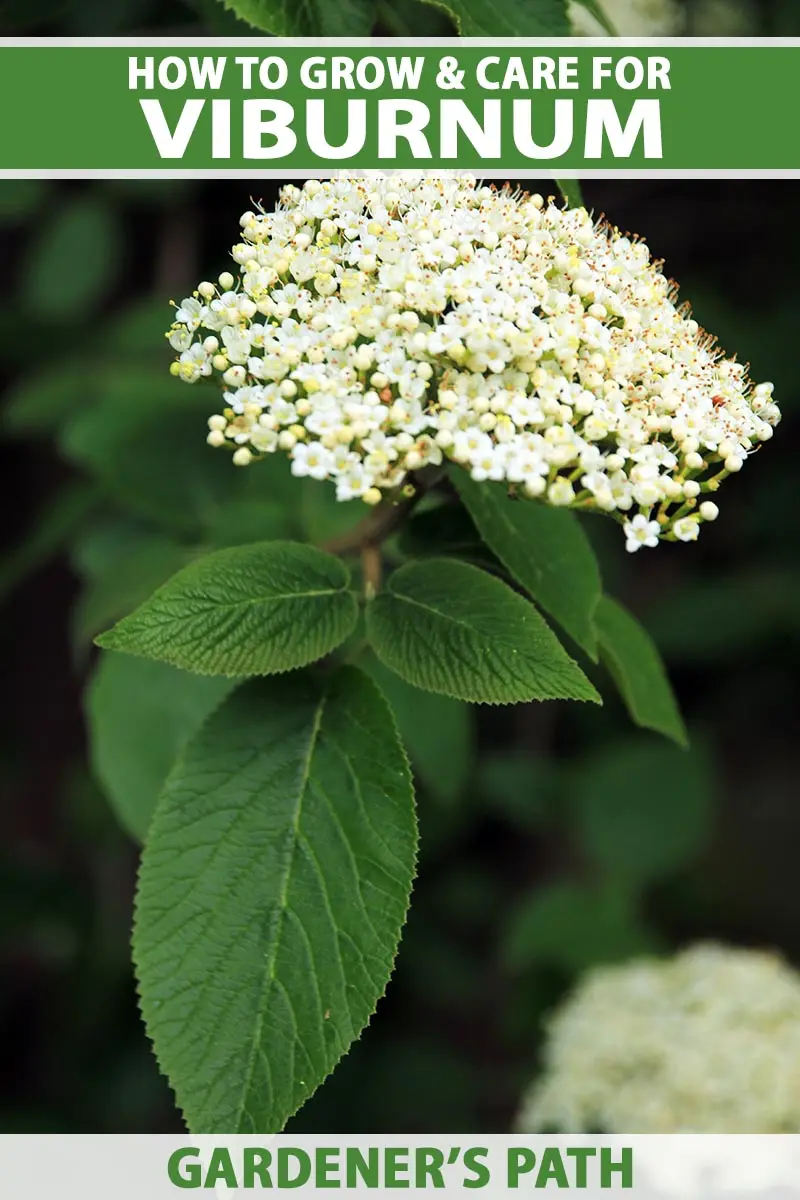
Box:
[1,0,800,1135]
[4,0,800,35]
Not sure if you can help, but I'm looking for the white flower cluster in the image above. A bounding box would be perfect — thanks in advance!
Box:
[570,0,683,35]
[516,943,800,1133]
[167,174,779,551]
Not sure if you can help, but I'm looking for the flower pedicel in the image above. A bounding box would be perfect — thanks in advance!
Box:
[167,174,780,553]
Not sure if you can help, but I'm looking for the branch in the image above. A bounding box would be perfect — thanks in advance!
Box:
[319,492,420,556]
[319,465,447,556]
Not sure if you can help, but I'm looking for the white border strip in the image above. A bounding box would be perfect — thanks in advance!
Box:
[1,169,797,180]
[2,36,800,46]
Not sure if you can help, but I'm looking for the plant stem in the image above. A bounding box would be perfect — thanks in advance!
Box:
[361,543,383,598]
[320,493,419,557]
[320,467,444,557]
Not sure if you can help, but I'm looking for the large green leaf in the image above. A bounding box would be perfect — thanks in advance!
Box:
[86,653,235,842]
[364,655,473,807]
[134,666,417,1132]
[595,595,688,748]
[216,0,374,34]
[96,541,359,678]
[422,0,570,34]
[451,473,601,659]
[568,737,715,885]
[366,558,600,706]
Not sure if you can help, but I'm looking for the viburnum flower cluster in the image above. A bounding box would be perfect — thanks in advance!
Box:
[167,174,780,552]
[516,943,800,1133]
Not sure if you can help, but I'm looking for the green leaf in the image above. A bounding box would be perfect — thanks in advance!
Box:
[216,0,375,34]
[503,880,658,974]
[364,655,473,807]
[134,666,417,1133]
[399,502,493,567]
[366,558,600,706]
[554,178,585,208]
[86,654,235,842]
[569,737,715,885]
[451,473,601,659]
[421,0,570,34]
[595,595,688,748]
[21,195,121,323]
[570,0,618,34]
[96,541,359,678]
[196,0,261,31]
[376,0,456,33]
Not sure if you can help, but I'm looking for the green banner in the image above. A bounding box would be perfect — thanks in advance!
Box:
[1,38,799,174]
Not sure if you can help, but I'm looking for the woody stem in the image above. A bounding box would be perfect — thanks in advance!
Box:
[318,466,443,557]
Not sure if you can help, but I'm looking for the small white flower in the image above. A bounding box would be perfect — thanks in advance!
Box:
[174,296,204,330]
[624,514,661,552]
[548,478,576,507]
[290,441,332,481]
[673,515,700,542]
[168,327,194,352]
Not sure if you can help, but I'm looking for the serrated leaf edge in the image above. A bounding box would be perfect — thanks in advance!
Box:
[131,665,419,1134]
[368,558,602,707]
